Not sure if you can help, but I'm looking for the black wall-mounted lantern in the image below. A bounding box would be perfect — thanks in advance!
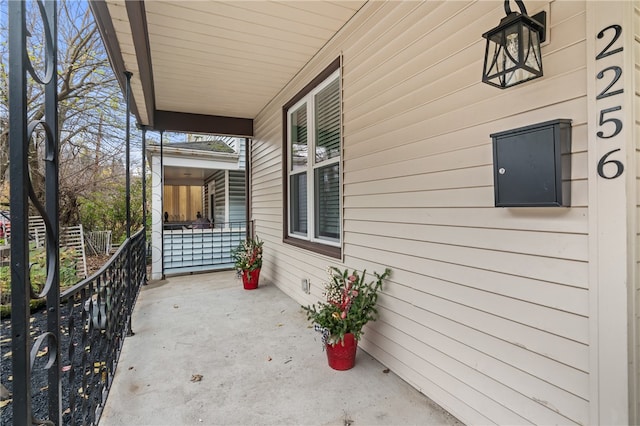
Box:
[482,0,546,89]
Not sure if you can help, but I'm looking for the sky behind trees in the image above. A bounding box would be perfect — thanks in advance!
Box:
[0,0,145,229]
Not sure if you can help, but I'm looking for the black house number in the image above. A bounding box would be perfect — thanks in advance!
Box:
[595,24,624,179]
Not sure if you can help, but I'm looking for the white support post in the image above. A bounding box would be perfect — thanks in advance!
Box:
[225,170,230,224]
[586,2,637,424]
[151,154,163,280]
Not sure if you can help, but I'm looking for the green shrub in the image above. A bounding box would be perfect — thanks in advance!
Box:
[0,247,81,317]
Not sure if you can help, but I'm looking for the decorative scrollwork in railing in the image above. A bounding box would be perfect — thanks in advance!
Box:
[60,228,146,425]
[26,120,58,301]
[8,2,147,425]
[8,0,61,424]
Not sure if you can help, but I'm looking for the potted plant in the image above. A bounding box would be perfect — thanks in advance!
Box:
[231,235,264,290]
[302,266,391,370]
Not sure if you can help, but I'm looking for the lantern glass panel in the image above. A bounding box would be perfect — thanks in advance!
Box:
[503,23,522,86]
[524,28,542,73]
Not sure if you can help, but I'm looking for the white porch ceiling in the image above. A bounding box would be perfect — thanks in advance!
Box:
[163,166,210,185]
[98,1,366,133]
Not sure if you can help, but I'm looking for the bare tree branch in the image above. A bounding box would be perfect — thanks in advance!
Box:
[0,0,130,224]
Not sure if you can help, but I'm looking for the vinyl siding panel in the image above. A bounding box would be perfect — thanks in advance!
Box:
[252,1,589,424]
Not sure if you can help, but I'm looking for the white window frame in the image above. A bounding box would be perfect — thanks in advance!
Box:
[286,69,341,248]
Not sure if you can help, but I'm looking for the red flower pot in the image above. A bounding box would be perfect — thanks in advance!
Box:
[326,333,357,370]
[242,268,260,290]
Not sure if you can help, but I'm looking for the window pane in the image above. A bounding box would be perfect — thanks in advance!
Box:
[290,173,307,235]
[315,164,340,240]
[315,78,340,163]
[291,104,308,171]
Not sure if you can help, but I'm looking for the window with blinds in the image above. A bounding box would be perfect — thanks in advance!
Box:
[315,163,340,239]
[286,68,341,249]
[291,104,308,171]
[315,78,340,163]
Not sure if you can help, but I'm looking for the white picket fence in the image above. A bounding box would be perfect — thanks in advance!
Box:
[85,230,112,256]
[28,216,88,278]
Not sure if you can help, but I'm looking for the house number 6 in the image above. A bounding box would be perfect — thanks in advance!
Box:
[595,24,624,179]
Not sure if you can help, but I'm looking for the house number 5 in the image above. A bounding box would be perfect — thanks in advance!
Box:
[595,24,624,179]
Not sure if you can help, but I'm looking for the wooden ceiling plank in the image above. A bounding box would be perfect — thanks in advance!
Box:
[147,19,319,55]
[148,2,337,38]
[93,0,365,125]
[146,2,326,46]
[149,34,309,67]
[151,57,288,83]
[273,0,364,20]
[151,48,296,74]
[221,1,349,30]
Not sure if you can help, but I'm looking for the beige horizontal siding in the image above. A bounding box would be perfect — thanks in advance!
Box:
[343,180,588,208]
[368,316,588,425]
[344,206,589,234]
[345,220,588,261]
[252,1,590,424]
[374,296,589,398]
[344,232,587,289]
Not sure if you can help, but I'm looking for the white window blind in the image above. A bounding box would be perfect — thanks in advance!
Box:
[287,69,341,246]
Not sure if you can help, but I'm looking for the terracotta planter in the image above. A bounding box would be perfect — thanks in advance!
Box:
[326,332,357,370]
[241,268,260,290]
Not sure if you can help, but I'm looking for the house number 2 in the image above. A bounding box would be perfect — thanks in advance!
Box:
[595,24,624,179]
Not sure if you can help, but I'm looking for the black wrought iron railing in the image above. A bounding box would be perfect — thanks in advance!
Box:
[7,2,147,424]
[58,228,146,425]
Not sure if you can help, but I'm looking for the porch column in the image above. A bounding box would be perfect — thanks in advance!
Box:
[586,1,638,424]
[151,147,163,280]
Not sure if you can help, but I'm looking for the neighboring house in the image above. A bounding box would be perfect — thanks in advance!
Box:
[92,1,640,425]
[146,138,247,277]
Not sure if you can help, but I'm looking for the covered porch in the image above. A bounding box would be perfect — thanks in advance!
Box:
[6,0,639,424]
[99,271,461,425]
[147,139,249,278]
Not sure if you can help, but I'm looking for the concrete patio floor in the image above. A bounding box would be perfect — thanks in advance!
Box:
[99,271,463,426]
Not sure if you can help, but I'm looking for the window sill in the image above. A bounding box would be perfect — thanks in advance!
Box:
[283,236,341,259]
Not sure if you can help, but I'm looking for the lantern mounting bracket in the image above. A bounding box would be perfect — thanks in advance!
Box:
[531,11,546,43]
[503,0,546,43]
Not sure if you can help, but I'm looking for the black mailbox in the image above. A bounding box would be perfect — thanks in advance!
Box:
[491,119,572,207]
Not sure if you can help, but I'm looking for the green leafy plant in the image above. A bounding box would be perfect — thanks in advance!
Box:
[0,247,80,317]
[231,235,263,272]
[302,266,391,345]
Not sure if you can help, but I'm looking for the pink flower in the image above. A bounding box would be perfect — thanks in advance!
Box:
[348,275,357,282]
[341,311,347,319]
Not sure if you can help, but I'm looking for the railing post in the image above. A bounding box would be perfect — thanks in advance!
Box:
[124,72,132,241]
[141,126,148,284]
[8,2,32,422]
[10,0,61,423]
[44,0,62,422]
[160,130,165,279]
[124,70,134,337]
